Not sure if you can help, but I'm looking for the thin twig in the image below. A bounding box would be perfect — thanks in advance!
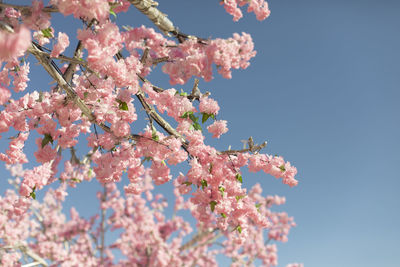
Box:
[99,185,107,262]
[28,42,142,144]
[179,228,218,252]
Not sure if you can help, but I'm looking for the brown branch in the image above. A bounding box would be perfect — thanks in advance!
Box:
[179,228,218,252]
[0,244,49,266]
[0,2,58,13]
[55,19,96,92]
[128,0,175,36]
[136,87,188,148]
[128,0,207,44]
[151,56,170,65]
[30,42,265,157]
[28,43,142,145]
[220,137,267,155]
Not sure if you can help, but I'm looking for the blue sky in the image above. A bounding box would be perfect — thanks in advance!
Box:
[2,0,400,266]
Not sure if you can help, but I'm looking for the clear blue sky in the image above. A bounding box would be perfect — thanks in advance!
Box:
[2,1,400,266]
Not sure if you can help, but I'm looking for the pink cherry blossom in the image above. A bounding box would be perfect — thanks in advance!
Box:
[50,32,70,57]
[199,96,220,115]
[207,120,228,138]
[0,1,301,266]
[0,26,31,61]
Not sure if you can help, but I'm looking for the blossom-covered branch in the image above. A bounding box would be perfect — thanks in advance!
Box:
[0,0,302,266]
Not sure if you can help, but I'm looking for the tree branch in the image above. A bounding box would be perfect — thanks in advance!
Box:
[128,0,175,36]
[128,0,207,43]
[27,42,141,144]
[0,2,58,13]
[179,228,218,252]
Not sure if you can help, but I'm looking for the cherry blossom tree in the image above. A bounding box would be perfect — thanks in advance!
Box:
[0,0,302,266]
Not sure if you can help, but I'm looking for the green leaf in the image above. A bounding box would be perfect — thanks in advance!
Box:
[109,2,118,18]
[179,89,188,97]
[233,225,242,234]
[180,111,193,119]
[176,89,188,97]
[189,113,198,123]
[83,92,89,99]
[235,173,243,183]
[141,156,153,164]
[117,99,129,111]
[201,179,208,189]
[202,113,211,124]
[41,133,53,148]
[193,122,202,131]
[88,168,93,178]
[220,213,227,218]
[182,181,192,186]
[71,178,82,183]
[235,195,245,201]
[41,28,53,38]
[151,125,159,141]
[218,186,225,197]
[30,186,36,200]
[109,9,117,18]
[279,165,286,172]
[209,201,217,212]
[255,203,262,212]
[152,134,159,141]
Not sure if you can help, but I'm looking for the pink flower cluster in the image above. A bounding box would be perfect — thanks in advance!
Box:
[199,96,220,115]
[221,0,271,21]
[0,166,299,266]
[162,33,257,84]
[51,0,111,22]
[22,0,51,30]
[207,120,228,138]
[0,1,301,265]
[50,32,70,58]
[19,162,53,197]
[0,26,31,62]
[248,154,299,187]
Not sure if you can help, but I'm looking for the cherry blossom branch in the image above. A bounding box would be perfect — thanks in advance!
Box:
[128,0,207,43]
[0,244,48,266]
[99,185,107,262]
[191,231,223,251]
[0,18,265,160]
[179,228,218,251]
[220,137,267,155]
[114,52,189,148]
[61,19,96,85]
[128,0,175,36]
[30,37,266,158]
[246,238,272,266]
[27,43,179,153]
[0,2,58,13]
[29,44,95,121]
[27,42,142,145]
[136,82,189,147]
